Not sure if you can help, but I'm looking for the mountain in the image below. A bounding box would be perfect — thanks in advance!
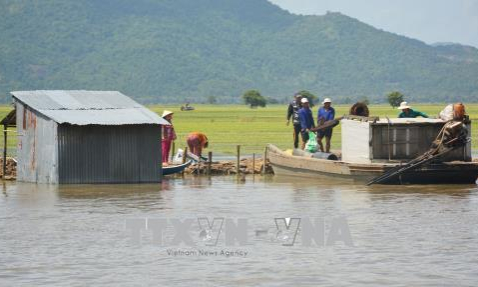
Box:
[432,43,478,63]
[1,0,477,104]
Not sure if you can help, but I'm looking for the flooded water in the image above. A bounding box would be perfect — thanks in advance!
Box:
[1,176,478,286]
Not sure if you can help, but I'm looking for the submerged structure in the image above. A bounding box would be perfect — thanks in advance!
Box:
[11,90,169,184]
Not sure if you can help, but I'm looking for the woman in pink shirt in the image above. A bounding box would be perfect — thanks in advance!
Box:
[161,110,176,164]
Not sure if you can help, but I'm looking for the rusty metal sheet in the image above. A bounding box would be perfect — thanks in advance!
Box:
[16,104,59,183]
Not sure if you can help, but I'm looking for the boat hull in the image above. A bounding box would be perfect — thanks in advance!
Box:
[162,160,192,176]
[267,145,478,185]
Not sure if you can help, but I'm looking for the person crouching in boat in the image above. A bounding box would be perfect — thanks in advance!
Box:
[186,132,209,159]
[298,97,315,150]
[317,98,335,153]
[398,102,428,118]
[161,110,177,166]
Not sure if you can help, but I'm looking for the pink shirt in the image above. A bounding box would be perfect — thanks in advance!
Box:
[162,124,176,141]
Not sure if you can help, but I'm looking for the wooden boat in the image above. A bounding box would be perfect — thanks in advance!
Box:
[162,160,192,176]
[267,144,478,184]
[269,115,478,184]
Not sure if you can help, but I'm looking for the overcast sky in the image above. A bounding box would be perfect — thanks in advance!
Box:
[268,0,478,48]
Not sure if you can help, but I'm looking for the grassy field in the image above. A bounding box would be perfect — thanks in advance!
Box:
[1,104,478,156]
[154,104,478,155]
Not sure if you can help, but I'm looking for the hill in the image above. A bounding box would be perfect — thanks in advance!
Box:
[1,0,477,104]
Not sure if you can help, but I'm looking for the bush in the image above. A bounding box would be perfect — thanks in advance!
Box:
[387,91,404,108]
[242,90,266,108]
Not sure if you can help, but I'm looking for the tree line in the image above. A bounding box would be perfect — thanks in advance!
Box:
[241,89,411,108]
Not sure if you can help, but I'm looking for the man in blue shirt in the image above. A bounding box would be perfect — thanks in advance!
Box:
[298,97,315,150]
[317,98,335,153]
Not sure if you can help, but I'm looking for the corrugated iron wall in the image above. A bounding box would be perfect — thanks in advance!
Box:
[371,125,442,160]
[57,124,162,183]
[16,102,59,183]
[371,123,472,162]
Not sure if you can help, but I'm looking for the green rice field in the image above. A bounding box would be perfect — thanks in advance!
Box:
[1,104,478,156]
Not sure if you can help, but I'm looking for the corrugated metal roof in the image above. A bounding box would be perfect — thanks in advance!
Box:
[11,90,169,125]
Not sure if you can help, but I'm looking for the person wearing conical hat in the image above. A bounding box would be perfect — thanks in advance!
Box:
[161,110,177,164]
[397,102,428,118]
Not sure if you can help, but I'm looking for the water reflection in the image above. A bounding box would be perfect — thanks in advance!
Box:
[57,183,165,199]
[1,176,478,286]
[270,174,477,197]
[178,176,213,189]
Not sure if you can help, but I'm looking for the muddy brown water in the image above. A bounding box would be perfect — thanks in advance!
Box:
[1,176,478,286]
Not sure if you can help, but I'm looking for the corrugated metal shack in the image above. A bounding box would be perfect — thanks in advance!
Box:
[11,90,169,184]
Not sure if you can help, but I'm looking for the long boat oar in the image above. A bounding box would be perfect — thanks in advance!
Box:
[310,117,342,132]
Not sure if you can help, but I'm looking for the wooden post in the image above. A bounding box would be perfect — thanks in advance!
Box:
[262,147,267,175]
[197,159,202,175]
[2,125,7,178]
[182,147,188,164]
[182,147,188,175]
[236,145,241,174]
[252,153,256,175]
[207,151,212,175]
[171,141,176,162]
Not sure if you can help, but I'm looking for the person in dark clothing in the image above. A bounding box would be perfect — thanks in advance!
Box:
[298,97,315,150]
[287,94,303,148]
[317,98,335,153]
